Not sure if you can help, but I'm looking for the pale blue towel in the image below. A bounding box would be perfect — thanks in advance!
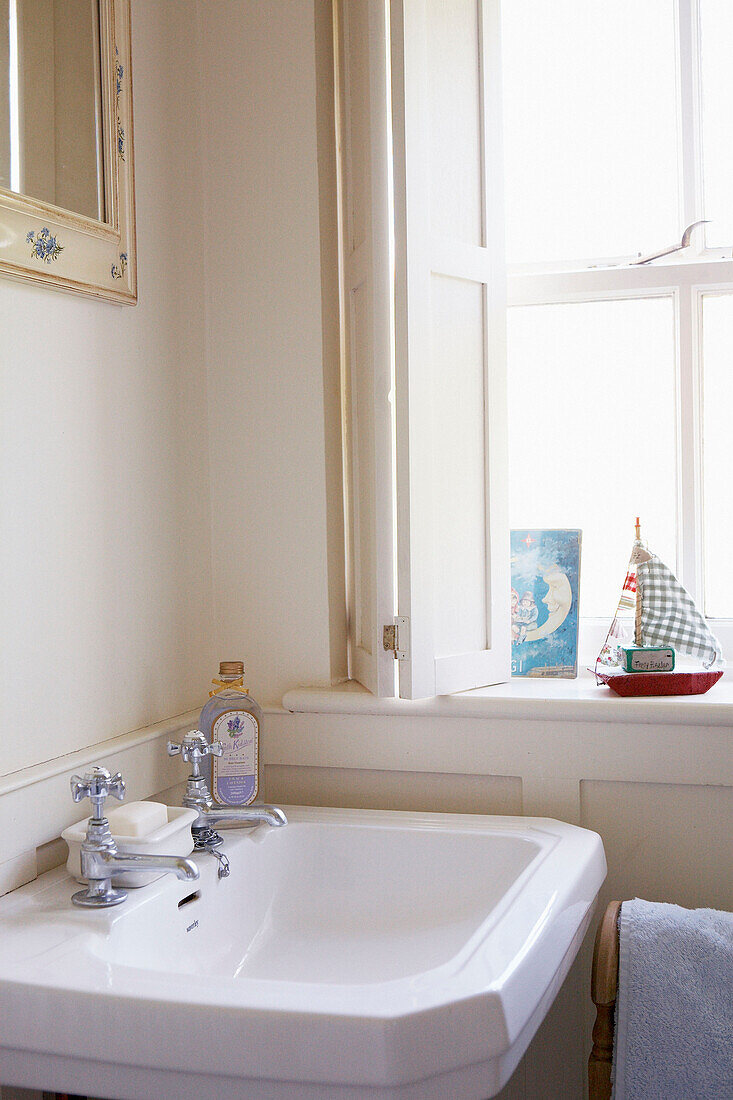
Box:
[613,898,733,1100]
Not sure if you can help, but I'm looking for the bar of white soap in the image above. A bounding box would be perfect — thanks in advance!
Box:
[106,801,168,837]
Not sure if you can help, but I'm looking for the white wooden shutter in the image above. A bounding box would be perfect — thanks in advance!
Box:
[390,0,510,697]
[336,0,397,696]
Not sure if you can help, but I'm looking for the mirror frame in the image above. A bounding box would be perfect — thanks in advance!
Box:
[0,0,136,304]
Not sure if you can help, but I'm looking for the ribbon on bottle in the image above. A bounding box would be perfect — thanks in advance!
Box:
[208,677,249,698]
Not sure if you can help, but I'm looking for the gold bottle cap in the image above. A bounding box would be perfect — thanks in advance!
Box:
[219,661,244,678]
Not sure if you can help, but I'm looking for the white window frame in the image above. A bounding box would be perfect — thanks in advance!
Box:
[506,0,733,664]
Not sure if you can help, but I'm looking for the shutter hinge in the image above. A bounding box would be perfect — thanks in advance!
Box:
[383,616,410,660]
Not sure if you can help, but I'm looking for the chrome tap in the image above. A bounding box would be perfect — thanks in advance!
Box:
[69,766,199,909]
[167,731,287,878]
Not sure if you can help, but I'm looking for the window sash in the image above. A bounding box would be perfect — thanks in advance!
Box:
[508,259,733,304]
[503,0,731,622]
[509,260,733,612]
[504,0,722,277]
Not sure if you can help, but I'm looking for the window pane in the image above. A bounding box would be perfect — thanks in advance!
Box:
[702,294,733,615]
[700,0,733,247]
[501,0,679,266]
[507,298,677,617]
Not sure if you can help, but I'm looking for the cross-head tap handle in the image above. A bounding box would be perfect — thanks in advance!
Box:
[70,765,126,820]
[167,731,223,778]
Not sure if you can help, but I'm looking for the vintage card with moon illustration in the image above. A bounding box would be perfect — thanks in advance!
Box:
[511,529,582,678]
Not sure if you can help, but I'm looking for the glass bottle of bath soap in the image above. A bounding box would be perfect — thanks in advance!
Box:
[199,661,261,806]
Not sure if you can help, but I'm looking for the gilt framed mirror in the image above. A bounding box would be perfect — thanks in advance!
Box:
[0,0,136,303]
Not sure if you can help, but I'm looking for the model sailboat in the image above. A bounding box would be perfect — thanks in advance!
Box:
[595,519,724,696]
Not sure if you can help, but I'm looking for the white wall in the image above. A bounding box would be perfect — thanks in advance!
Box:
[0,0,346,780]
[0,0,216,785]
[0,0,346,864]
[198,0,346,707]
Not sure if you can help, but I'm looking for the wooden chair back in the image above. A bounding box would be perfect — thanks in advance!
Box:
[588,899,622,1100]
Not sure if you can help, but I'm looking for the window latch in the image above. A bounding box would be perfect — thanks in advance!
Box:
[631,219,710,265]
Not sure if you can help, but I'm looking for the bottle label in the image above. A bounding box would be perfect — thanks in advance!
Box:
[211,709,259,805]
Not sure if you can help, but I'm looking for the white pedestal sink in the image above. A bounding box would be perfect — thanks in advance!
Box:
[0,806,605,1099]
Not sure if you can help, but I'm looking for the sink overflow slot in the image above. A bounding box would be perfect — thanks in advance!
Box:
[178,890,201,908]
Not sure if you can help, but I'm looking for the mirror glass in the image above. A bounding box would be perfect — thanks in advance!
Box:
[0,0,105,222]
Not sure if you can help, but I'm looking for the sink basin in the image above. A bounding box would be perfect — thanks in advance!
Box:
[0,806,605,1100]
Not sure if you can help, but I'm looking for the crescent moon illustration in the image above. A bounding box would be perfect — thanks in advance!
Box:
[525,570,572,641]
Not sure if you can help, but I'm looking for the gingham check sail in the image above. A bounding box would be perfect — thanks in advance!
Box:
[636,555,723,667]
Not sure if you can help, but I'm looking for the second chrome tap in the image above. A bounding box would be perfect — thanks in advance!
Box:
[167,731,287,878]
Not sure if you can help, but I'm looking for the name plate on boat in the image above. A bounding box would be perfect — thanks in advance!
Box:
[621,646,675,673]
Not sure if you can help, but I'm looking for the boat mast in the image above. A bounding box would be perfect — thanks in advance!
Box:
[634,516,643,646]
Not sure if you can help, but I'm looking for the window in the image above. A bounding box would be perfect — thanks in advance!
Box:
[503,0,733,655]
[335,0,732,698]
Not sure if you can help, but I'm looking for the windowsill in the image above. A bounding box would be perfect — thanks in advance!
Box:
[282,672,733,727]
